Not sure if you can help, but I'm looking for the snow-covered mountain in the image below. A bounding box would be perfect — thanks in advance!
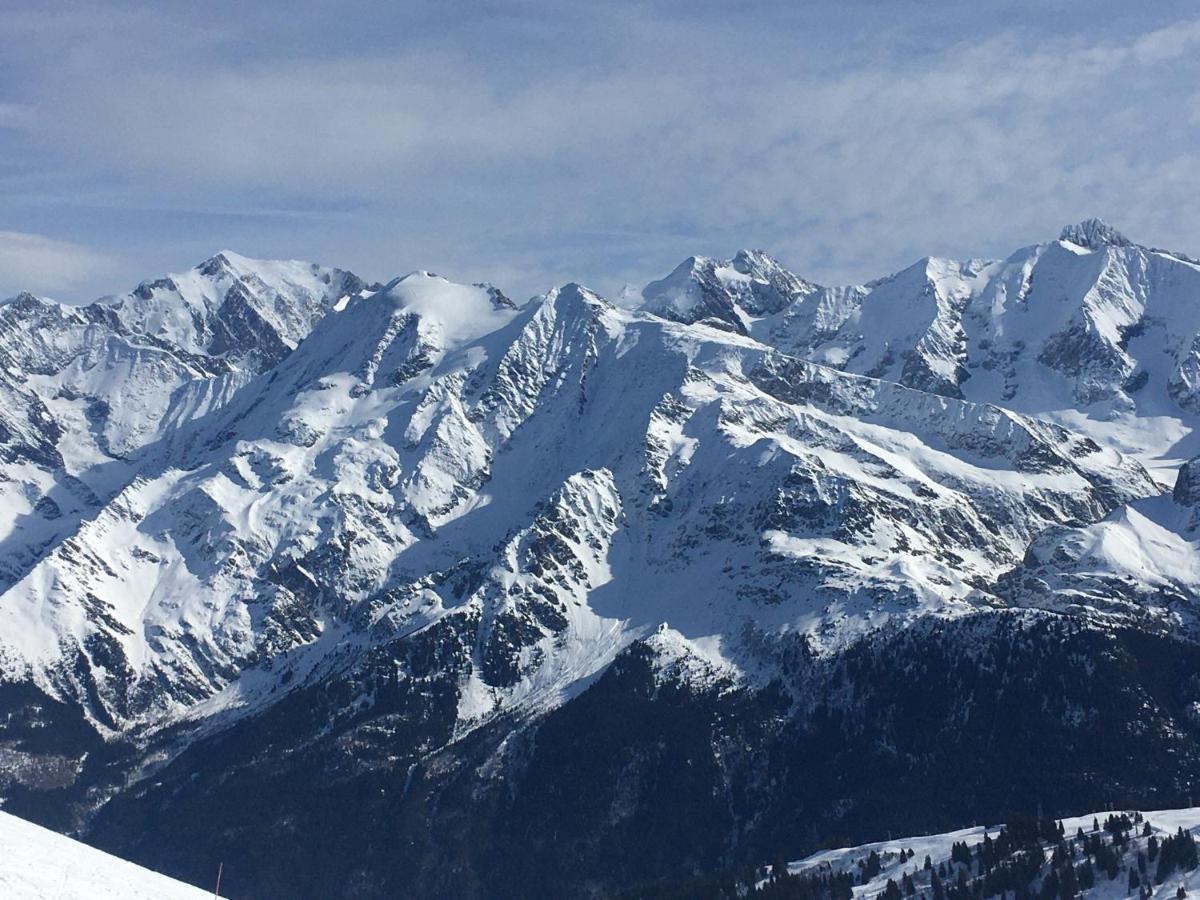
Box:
[643,220,1200,479]
[0,252,368,592]
[3,221,1200,898]
[0,263,1159,732]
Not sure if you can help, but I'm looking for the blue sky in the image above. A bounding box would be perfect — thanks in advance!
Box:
[2,0,1199,302]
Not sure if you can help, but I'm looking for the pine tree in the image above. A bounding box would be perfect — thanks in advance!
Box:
[931,870,945,900]
[866,850,882,880]
[1129,868,1141,890]
[1079,860,1095,889]
[1040,869,1059,900]
[1184,829,1199,871]
[1059,861,1078,900]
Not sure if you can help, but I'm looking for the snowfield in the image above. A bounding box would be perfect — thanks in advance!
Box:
[0,810,216,898]
[782,808,1200,900]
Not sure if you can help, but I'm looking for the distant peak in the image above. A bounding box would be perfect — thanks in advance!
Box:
[552,282,603,304]
[731,248,779,269]
[0,291,52,312]
[196,251,238,278]
[1059,218,1131,250]
[197,249,316,279]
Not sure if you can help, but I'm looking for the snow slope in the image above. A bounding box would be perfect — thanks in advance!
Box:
[645,221,1200,480]
[0,220,1197,794]
[994,452,1200,631]
[782,808,1200,900]
[0,252,366,594]
[0,271,1158,732]
[0,810,216,899]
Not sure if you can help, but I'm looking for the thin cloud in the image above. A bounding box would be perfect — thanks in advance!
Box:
[1,4,1198,300]
[0,232,120,299]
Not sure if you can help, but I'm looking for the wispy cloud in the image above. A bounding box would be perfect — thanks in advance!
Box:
[1,3,1198,299]
[0,232,120,298]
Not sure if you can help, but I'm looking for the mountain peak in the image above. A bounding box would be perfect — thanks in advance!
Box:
[1059,218,1132,249]
[640,249,814,332]
[380,272,521,344]
[731,247,781,270]
[196,250,239,278]
[2,290,45,308]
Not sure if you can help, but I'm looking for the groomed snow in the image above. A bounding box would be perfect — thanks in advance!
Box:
[0,810,218,899]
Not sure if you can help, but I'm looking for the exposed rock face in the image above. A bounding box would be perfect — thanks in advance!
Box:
[2,222,1200,897]
[641,248,819,333]
[1060,216,1132,249]
[1176,454,1200,507]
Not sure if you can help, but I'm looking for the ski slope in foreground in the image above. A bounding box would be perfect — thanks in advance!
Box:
[0,810,215,899]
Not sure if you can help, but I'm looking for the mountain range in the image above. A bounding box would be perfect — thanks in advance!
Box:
[3,220,1200,898]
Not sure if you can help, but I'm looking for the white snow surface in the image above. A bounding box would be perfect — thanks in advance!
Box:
[0,251,359,594]
[0,272,1157,732]
[784,808,1200,900]
[645,221,1200,480]
[0,810,216,899]
[0,220,1198,749]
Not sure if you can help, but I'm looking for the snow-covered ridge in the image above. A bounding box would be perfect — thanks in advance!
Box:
[641,220,1200,481]
[0,261,1159,735]
[0,810,216,899]
[0,220,1197,755]
[769,808,1200,900]
[0,251,368,595]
